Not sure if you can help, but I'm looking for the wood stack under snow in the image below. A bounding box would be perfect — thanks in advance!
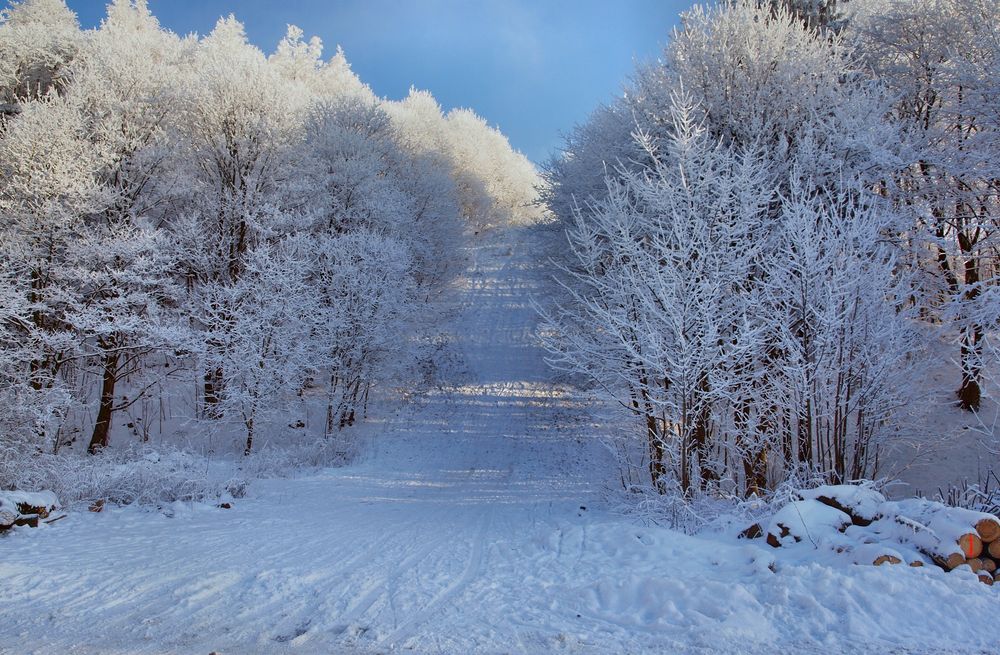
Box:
[0,491,59,532]
[743,485,1000,586]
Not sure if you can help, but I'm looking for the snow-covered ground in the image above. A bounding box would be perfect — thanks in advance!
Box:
[1,227,996,655]
[883,344,1000,499]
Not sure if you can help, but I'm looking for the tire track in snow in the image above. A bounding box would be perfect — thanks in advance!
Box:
[376,508,492,649]
[328,528,452,635]
[244,514,421,642]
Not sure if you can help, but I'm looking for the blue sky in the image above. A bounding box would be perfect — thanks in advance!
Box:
[61,0,688,164]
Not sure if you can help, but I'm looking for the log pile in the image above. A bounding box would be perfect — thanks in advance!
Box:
[0,491,59,533]
[739,485,1000,586]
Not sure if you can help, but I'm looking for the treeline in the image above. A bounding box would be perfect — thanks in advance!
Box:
[541,0,1000,496]
[0,0,541,476]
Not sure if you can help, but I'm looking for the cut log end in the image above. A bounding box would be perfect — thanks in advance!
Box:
[943,552,967,571]
[988,539,1000,559]
[978,571,994,586]
[975,517,1000,544]
[958,533,983,559]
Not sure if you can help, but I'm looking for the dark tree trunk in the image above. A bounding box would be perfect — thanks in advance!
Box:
[691,373,717,488]
[244,416,255,455]
[956,229,982,411]
[88,349,120,454]
[634,377,666,492]
[646,412,665,491]
[204,366,222,418]
[28,267,51,392]
[338,379,362,429]
[957,336,982,410]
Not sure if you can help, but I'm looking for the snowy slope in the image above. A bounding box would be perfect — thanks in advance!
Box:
[0,227,996,655]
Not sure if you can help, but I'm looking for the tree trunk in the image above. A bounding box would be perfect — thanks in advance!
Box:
[87,349,120,454]
[204,366,223,418]
[743,447,768,498]
[956,229,982,411]
[244,416,255,455]
[691,373,716,487]
[635,380,666,492]
[646,412,665,490]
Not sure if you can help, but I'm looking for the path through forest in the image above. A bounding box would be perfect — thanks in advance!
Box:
[0,227,996,655]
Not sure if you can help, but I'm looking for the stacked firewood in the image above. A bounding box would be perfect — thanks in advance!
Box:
[0,491,60,533]
[740,485,1000,586]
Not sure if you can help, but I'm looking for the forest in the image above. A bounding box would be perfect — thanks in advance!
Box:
[2,1,1000,653]
[0,0,543,502]
[541,0,1000,500]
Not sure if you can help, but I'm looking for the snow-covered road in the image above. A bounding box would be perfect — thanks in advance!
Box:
[1,227,997,655]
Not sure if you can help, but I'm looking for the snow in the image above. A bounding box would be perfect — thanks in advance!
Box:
[0,490,59,513]
[796,484,886,523]
[881,337,1000,499]
[766,500,852,547]
[0,227,997,655]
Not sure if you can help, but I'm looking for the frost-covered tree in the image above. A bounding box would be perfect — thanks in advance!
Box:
[760,178,923,485]
[772,0,850,30]
[0,94,104,450]
[308,232,414,435]
[444,108,545,226]
[543,96,773,494]
[386,88,544,228]
[386,89,494,225]
[849,0,1000,410]
[308,96,462,289]
[541,98,643,236]
[0,0,82,109]
[544,95,922,495]
[198,238,315,455]
[544,0,892,268]
[170,16,317,416]
[651,1,891,188]
[69,0,185,452]
[66,221,180,454]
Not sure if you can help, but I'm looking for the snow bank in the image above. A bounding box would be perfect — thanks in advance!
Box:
[766,500,852,548]
[563,522,998,654]
[795,484,885,525]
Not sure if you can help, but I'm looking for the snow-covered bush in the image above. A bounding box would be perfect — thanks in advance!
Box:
[0,445,244,507]
[542,90,921,496]
[931,470,1000,517]
[619,468,837,535]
